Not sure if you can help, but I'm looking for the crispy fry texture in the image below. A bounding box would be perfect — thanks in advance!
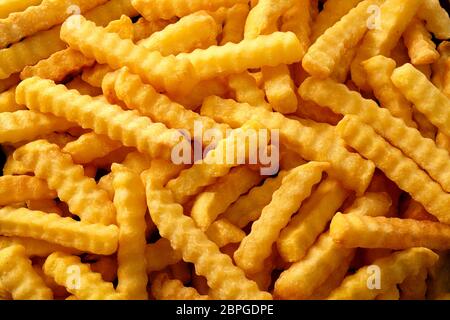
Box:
[152,273,209,300]
[0,175,56,206]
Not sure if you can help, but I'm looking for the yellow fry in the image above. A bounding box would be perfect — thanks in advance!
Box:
[221,4,249,45]
[61,16,196,95]
[281,0,311,53]
[361,55,416,127]
[191,166,262,230]
[0,236,79,257]
[403,18,440,65]
[0,86,25,112]
[201,96,375,194]
[82,64,113,88]
[223,171,289,228]
[166,120,265,204]
[132,17,170,42]
[121,151,152,175]
[328,248,438,300]
[112,164,148,300]
[432,42,450,90]
[205,219,245,248]
[43,252,120,300]
[0,175,56,206]
[146,238,182,273]
[0,207,118,255]
[300,77,450,193]
[277,177,350,263]
[152,273,208,300]
[331,213,450,251]
[392,63,450,137]
[234,162,328,274]
[337,116,450,224]
[62,132,122,165]
[436,131,450,153]
[146,158,187,187]
[399,269,427,300]
[262,64,298,114]
[102,67,228,144]
[417,0,450,39]
[302,0,382,78]
[0,0,41,18]
[0,245,52,300]
[295,98,342,125]
[351,0,422,90]
[177,32,304,81]
[16,77,188,161]
[310,0,362,42]
[138,11,218,56]
[32,263,68,298]
[142,173,272,300]
[228,72,271,110]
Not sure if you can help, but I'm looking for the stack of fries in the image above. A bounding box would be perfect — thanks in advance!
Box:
[0,0,449,300]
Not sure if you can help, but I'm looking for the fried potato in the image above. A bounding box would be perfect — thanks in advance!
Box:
[228,72,271,110]
[417,0,450,39]
[403,18,440,65]
[221,4,249,45]
[0,175,56,206]
[152,273,209,300]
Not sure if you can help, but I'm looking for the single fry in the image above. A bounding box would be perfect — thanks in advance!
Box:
[337,116,450,224]
[432,42,450,90]
[221,4,249,45]
[112,164,148,300]
[417,0,450,39]
[262,64,298,114]
[0,245,53,300]
[152,273,208,300]
[43,252,120,300]
[391,63,450,137]
[300,77,450,193]
[16,77,188,161]
[205,219,246,248]
[0,175,56,206]
[66,77,102,97]
[234,162,328,274]
[351,0,422,90]
[61,15,197,95]
[282,0,312,53]
[0,207,118,255]
[0,0,41,19]
[0,86,25,112]
[0,236,79,257]
[146,238,182,273]
[403,18,440,65]
[228,72,271,110]
[201,96,375,194]
[302,0,383,78]
[191,166,262,230]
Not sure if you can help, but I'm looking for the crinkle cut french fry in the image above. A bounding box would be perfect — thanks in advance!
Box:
[102,67,228,144]
[350,0,422,91]
[166,120,265,204]
[417,0,450,40]
[16,77,188,161]
[244,0,295,39]
[327,248,438,300]
[0,0,42,19]
[0,110,75,144]
[20,15,135,82]
[277,177,350,263]
[201,96,375,194]
[82,64,113,88]
[310,0,362,42]
[337,116,450,224]
[121,152,152,175]
[62,132,122,165]
[147,159,187,187]
[138,11,218,56]
[361,56,416,128]
[262,64,298,114]
[0,0,139,80]
[0,175,56,206]
[223,171,289,228]
[177,32,304,81]
[0,0,109,49]
[432,42,450,90]
[132,0,246,20]
[391,63,450,138]
[403,18,440,66]
[142,173,272,300]
[0,86,26,112]
[331,213,450,251]
[399,269,427,300]
[234,162,328,274]
[43,252,120,300]
[132,17,171,42]
[281,0,311,53]
[0,245,53,300]
[152,273,208,300]
[205,219,245,248]
[436,132,450,153]
[0,207,118,255]
[191,166,263,230]
[146,238,182,273]
[302,0,383,78]
[13,140,116,225]
[295,98,343,126]
[300,77,450,193]
[61,16,196,95]
[112,164,148,300]
[228,72,271,110]
[0,236,79,257]
[221,4,249,45]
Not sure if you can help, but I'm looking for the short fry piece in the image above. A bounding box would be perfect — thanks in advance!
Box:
[0,207,118,255]
[262,65,298,114]
[0,176,56,206]
[152,273,208,300]
[417,0,450,39]
[403,18,440,65]
[44,252,120,300]
[234,162,328,274]
[0,86,25,112]
[228,72,271,110]
[221,4,249,44]
[337,116,450,224]
[145,238,182,273]
[0,245,52,300]
[391,63,450,138]
[205,219,246,248]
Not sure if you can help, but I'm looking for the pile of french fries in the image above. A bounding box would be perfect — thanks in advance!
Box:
[0,0,449,300]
